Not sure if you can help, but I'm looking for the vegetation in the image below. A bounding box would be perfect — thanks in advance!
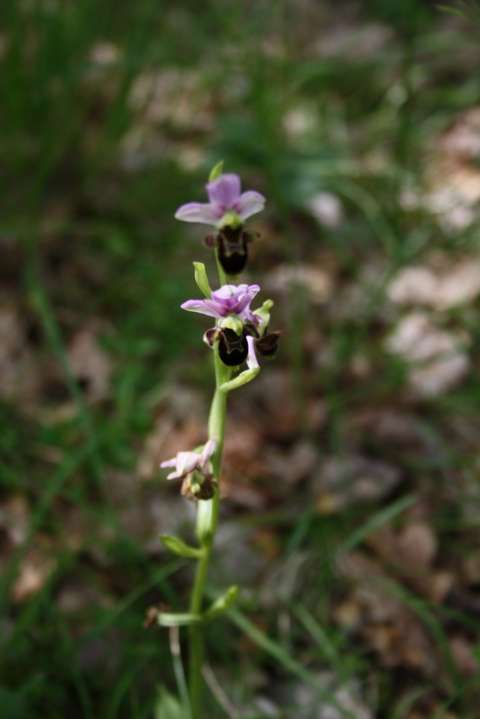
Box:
[1,1,480,717]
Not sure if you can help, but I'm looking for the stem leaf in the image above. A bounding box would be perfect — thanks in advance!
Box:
[155,687,184,719]
[160,534,204,559]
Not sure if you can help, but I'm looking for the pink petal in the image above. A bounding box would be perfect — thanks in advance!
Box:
[246,283,261,300]
[234,191,265,221]
[175,202,221,225]
[206,174,241,208]
[212,284,240,301]
[181,299,222,319]
[160,458,177,468]
[236,284,260,310]
[200,439,217,467]
[176,451,201,476]
[246,335,260,370]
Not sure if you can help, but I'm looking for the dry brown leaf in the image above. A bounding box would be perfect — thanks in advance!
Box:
[314,454,401,513]
[387,312,470,397]
[68,325,112,403]
[388,259,480,310]
[337,551,438,675]
[425,107,480,232]
[0,306,41,407]
[266,264,334,304]
[12,542,56,603]
[0,495,30,546]
[449,635,479,676]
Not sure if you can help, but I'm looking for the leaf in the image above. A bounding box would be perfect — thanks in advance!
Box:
[0,688,28,719]
[337,494,416,555]
[208,160,224,181]
[160,535,204,559]
[436,3,468,17]
[157,612,201,628]
[205,585,239,620]
[155,687,185,719]
[226,608,357,719]
[193,262,212,299]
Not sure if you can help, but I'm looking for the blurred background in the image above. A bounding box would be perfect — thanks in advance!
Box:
[2,0,480,717]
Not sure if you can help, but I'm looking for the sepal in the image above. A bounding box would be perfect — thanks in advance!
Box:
[253,299,274,335]
[205,585,239,621]
[193,261,212,298]
[208,160,224,182]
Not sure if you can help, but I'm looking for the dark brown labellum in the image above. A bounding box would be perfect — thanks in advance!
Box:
[180,474,217,501]
[192,476,217,500]
[256,331,281,357]
[217,226,251,275]
[218,328,248,366]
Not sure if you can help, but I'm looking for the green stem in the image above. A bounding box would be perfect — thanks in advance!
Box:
[188,352,229,718]
[214,248,227,287]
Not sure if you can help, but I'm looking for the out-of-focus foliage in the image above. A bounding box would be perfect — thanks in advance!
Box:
[2,1,480,717]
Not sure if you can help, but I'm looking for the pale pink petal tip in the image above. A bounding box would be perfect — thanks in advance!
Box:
[175,202,221,225]
[235,191,266,221]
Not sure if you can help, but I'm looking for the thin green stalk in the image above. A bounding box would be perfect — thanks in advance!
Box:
[214,248,228,287]
[188,351,230,718]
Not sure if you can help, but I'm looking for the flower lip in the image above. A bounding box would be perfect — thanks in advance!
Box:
[175,173,265,228]
[218,328,249,367]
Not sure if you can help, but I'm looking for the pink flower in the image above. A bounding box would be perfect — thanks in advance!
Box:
[175,173,265,227]
[181,284,260,324]
[160,440,216,481]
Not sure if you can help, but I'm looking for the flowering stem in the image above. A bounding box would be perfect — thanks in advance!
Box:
[188,351,230,717]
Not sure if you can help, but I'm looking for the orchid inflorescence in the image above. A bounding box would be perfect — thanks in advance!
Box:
[157,163,278,717]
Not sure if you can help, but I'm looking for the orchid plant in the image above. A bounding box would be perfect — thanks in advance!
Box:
[157,163,278,718]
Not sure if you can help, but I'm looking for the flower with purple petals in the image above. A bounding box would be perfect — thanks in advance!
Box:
[181,284,260,325]
[175,173,265,229]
